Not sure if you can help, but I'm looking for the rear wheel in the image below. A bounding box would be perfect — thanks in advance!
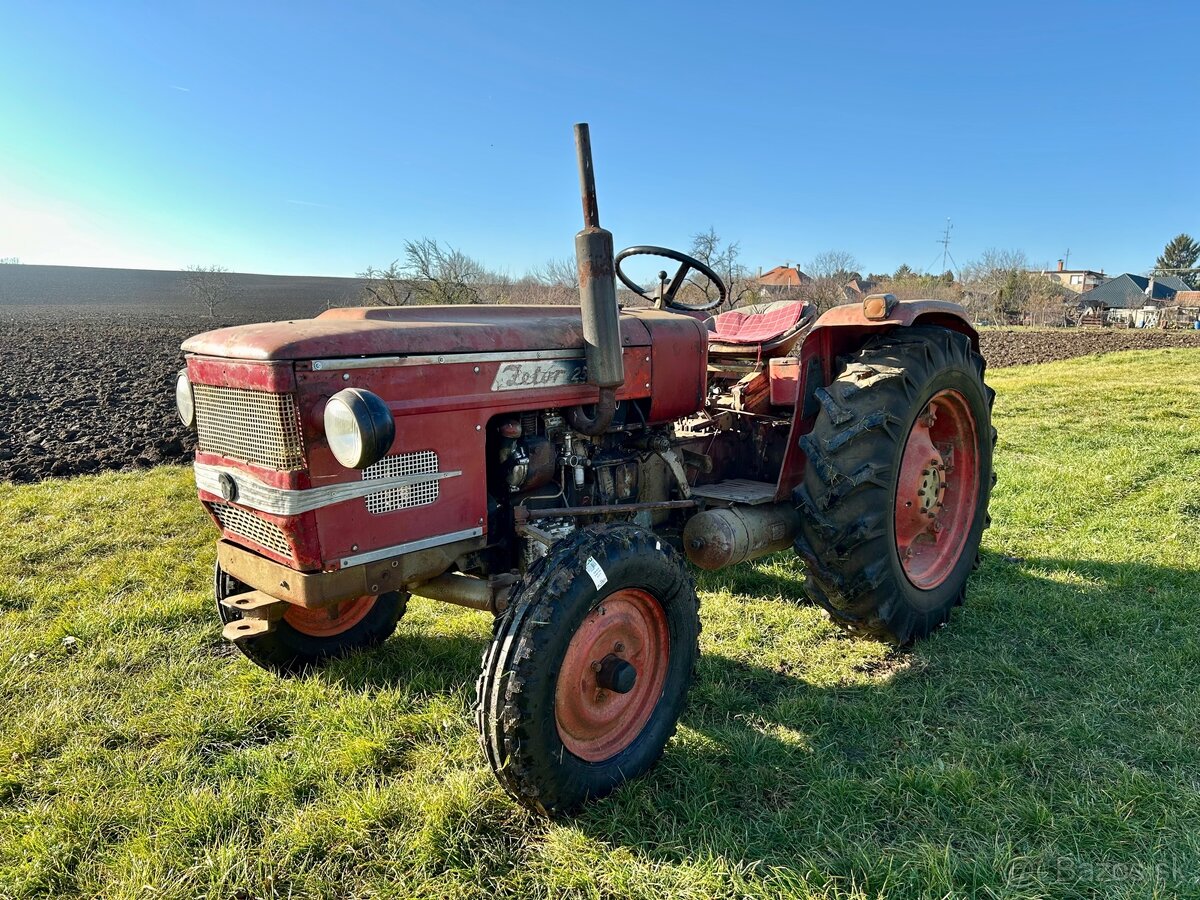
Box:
[794,326,995,644]
[476,524,700,816]
[215,563,407,675]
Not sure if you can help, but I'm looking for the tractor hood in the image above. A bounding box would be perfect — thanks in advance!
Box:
[181,305,654,361]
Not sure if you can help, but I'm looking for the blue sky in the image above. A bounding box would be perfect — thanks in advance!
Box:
[1,0,1195,279]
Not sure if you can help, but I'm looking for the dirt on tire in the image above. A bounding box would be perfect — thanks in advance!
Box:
[2,305,1200,485]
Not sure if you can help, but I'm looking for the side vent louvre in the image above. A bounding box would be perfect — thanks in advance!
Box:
[362,450,441,514]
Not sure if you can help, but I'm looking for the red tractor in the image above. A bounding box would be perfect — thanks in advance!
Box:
[177,125,994,815]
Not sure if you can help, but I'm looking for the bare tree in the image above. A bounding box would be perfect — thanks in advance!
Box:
[535,256,576,296]
[358,260,413,306]
[403,237,487,305]
[959,249,1033,324]
[800,250,861,313]
[184,264,233,317]
[0,257,20,265]
[504,258,578,305]
[957,249,1074,325]
[656,227,760,311]
[1025,277,1072,326]
[358,239,492,306]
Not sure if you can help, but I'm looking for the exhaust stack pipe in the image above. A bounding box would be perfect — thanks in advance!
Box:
[567,123,623,435]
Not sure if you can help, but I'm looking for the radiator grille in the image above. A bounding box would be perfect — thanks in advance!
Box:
[363,450,440,514]
[193,385,304,470]
[211,503,292,557]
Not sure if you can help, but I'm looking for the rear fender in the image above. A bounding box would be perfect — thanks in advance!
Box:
[774,299,978,501]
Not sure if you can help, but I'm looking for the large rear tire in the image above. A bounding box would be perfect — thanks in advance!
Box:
[476,524,700,816]
[215,563,407,675]
[794,326,995,644]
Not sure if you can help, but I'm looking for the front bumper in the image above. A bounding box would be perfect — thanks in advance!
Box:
[217,531,487,608]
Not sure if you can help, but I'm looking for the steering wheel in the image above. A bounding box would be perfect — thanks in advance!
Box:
[615,245,728,313]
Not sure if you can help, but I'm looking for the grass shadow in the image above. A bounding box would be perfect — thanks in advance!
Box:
[562,548,1200,892]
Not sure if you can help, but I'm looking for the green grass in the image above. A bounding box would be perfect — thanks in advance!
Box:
[3,348,1200,899]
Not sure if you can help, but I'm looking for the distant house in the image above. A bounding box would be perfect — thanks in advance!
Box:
[1042,260,1105,293]
[1079,273,1191,326]
[842,276,880,302]
[757,265,809,294]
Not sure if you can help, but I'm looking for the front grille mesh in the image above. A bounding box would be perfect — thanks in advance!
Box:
[211,504,292,557]
[363,450,440,514]
[193,385,304,470]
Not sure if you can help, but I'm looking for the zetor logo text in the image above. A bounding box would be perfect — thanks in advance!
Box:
[490,359,588,392]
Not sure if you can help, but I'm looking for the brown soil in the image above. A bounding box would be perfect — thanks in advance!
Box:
[2,307,1198,484]
[977,328,1200,368]
[0,308,251,484]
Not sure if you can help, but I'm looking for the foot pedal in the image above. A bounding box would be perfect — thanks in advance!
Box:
[222,617,276,642]
[219,590,287,621]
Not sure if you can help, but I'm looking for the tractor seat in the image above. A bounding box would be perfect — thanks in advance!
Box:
[705,300,815,360]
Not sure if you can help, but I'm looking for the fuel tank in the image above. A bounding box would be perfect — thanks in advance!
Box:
[683,503,800,571]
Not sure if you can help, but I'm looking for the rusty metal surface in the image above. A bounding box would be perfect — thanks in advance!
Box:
[513,499,697,522]
[683,503,800,570]
[218,590,287,621]
[408,572,495,612]
[181,306,652,361]
[574,123,601,229]
[183,305,701,580]
[215,536,483,607]
[806,299,978,351]
[773,299,978,503]
[690,480,777,506]
[635,310,708,421]
[221,618,274,642]
[193,345,651,571]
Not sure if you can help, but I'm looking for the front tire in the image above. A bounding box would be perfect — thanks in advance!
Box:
[476,524,700,816]
[794,326,995,644]
[215,563,407,675]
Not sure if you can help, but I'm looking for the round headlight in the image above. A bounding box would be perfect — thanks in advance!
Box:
[323,388,395,469]
[175,369,195,427]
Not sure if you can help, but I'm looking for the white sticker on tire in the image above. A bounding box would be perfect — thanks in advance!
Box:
[585,556,608,590]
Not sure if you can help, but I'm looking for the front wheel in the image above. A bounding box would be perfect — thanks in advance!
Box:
[794,326,995,644]
[476,524,700,816]
[215,563,407,675]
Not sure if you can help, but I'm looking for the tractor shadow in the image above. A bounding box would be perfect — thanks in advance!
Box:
[316,611,489,697]
[311,550,1200,887]
[567,549,1200,883]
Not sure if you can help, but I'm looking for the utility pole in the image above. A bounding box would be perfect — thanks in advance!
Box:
[938,219,957,277]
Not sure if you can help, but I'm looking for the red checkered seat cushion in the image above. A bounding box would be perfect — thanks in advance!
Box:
[706,300,812,345]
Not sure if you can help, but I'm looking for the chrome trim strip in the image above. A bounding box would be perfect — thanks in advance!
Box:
[311,348,584,371]
[338,527,484,568]
[194,462,461,516]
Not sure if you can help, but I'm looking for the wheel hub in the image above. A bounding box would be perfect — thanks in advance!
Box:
[554,588,669,762]
[894,389,980,590]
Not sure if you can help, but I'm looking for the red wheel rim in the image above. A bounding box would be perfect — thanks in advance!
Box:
[554,588,670,763]
[894,389,980,590]
[284,595,377,638]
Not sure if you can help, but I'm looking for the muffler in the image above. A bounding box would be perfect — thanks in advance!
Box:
[567,123,624,435]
